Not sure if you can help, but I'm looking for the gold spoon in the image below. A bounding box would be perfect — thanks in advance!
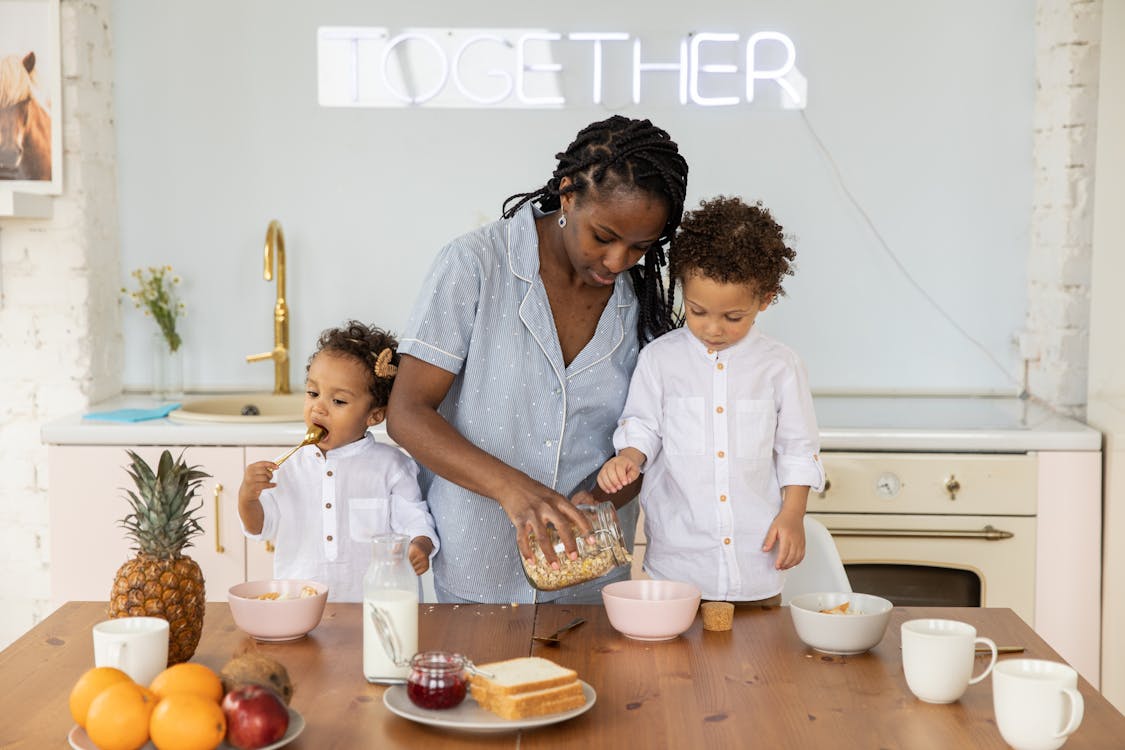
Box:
[274,425,327,467]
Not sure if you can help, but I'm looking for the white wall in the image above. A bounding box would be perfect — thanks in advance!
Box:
[0,0,121,649]
[111,0,1035,396]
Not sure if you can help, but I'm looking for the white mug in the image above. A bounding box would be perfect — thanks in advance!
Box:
[92,616,169,686]
[901,618,998,703]
[993,659,1085,750]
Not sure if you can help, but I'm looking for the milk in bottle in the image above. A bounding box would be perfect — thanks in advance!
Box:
[363,533,418,683]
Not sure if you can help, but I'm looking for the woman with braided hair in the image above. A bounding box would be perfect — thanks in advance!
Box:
[238,320,438,602]
[389,115,689,604]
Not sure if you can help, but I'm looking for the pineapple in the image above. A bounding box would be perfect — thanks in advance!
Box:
[109,449,210,664]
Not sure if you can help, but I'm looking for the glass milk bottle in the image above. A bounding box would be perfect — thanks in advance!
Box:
[363,533,418,683]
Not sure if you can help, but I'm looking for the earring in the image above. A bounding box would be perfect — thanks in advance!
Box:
[558,214,567,229]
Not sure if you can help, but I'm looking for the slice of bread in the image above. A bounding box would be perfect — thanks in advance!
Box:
[474,681,586,720]
[470,677,584,706]
[468,656,578,696]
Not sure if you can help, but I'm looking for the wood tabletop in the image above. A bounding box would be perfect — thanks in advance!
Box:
[2,601,1122,748]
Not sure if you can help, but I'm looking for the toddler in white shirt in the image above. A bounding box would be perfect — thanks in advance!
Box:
[238,321,438,602]
[598,197,824,602]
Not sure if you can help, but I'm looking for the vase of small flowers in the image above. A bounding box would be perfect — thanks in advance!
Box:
[123,265,185,400]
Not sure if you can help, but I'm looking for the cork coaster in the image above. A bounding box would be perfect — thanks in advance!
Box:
[701,601,734,631]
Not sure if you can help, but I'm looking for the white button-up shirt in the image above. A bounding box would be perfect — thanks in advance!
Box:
[243,432,438,603]
[398,203,639,603]
[614,326,825,600]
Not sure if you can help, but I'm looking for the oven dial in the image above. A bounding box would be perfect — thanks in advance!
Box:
[875,472,902,498]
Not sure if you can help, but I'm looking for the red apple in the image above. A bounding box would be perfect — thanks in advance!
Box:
[221,684,290,750]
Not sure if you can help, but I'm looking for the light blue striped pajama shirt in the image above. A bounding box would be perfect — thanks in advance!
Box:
[399,203,639,603]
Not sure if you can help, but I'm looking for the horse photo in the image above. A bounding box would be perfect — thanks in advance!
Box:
[0,51,52,182]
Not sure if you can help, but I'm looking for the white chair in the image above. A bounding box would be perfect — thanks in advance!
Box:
[781,516,852,604]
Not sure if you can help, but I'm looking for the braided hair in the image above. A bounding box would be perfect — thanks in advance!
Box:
[502,116,689,345]
[307,320,400,408]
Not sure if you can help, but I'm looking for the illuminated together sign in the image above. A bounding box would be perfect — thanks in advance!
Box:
[317,27,806,109]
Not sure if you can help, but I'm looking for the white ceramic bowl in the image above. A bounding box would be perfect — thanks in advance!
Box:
[788,592,893,655]
[228,579,329,642]
[601,580,702,641]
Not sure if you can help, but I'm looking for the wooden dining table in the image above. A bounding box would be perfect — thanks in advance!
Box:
[2,601,1122,748]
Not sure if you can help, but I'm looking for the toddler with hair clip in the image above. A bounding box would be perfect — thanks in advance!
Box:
[238,320,438,602]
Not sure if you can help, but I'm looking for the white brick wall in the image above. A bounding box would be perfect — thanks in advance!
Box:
[1025,0,1103,416]
[0,0,121,650]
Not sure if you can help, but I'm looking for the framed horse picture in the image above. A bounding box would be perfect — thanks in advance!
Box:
[0,0,61,195]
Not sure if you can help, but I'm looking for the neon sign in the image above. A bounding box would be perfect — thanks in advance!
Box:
[317,27,806,109]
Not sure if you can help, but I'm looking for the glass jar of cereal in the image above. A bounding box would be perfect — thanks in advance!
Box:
[521,502,632,591]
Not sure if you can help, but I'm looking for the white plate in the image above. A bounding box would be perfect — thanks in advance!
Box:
[69,706,304,750]
[383,680,596,734]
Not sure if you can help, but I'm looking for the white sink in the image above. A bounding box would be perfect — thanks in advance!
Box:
[168,394,305,424]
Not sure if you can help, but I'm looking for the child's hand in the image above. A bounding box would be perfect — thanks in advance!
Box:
[408,537,434,575]
[597,449,644,494]
[239,460,278,505]
[761,510,806,570]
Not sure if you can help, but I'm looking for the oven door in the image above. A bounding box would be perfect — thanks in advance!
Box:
[810,512,1037,627]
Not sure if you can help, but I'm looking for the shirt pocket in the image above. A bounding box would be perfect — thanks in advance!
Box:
[348,497,390,542]
[665,397,705,456]
[735,399,775,459]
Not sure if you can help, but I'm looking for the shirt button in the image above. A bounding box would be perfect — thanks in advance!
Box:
[717,363,725,370]
[717,450,725,458]
[723,537,731,545]
[707,348,715,355]
[720,495,727,502]
[716,406,724,414]
[325,502,332,509]
[326,535,334,542]
[544,440,553,447]
[326,470,333,477]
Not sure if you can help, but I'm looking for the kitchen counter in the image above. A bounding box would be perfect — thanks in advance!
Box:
[42,394,1100,451]
[3,601,1123,748]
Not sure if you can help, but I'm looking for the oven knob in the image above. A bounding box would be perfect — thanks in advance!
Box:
[875,472,901,498]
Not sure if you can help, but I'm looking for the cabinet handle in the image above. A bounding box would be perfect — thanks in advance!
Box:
[944,474,961,500]
[825,525,1013,541]
[213,483,225,554]
[818,476,832,498]
[265,541,275,553]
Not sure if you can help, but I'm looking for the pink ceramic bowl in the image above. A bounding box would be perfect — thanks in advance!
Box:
[601,580,702,641]
[227,579,328,642]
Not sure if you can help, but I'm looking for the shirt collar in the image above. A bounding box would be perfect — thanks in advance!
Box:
[686,325,762,360]
[318,430,375,460]
[506,202,541,283]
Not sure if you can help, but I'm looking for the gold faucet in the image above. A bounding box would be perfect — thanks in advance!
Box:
[246,219,290,394]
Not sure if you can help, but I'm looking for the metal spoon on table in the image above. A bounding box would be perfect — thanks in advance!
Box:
[533,617,587,646]
[274,425,327,467]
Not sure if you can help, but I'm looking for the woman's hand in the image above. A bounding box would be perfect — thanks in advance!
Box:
[496,476,594,569]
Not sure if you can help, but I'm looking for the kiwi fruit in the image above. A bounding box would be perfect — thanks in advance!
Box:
[220,652,294,705]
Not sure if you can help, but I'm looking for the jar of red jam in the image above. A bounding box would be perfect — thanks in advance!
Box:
[406,651,468,710]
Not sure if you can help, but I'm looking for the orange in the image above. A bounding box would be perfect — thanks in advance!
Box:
[149,692,226,750]
[69,666,132,728]
[149,661,224,703]
[85,680,156,750]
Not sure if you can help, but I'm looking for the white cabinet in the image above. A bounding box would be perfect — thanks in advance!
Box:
[48,445,247,606]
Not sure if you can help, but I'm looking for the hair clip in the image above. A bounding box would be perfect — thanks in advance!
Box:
[374,347,398,379]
